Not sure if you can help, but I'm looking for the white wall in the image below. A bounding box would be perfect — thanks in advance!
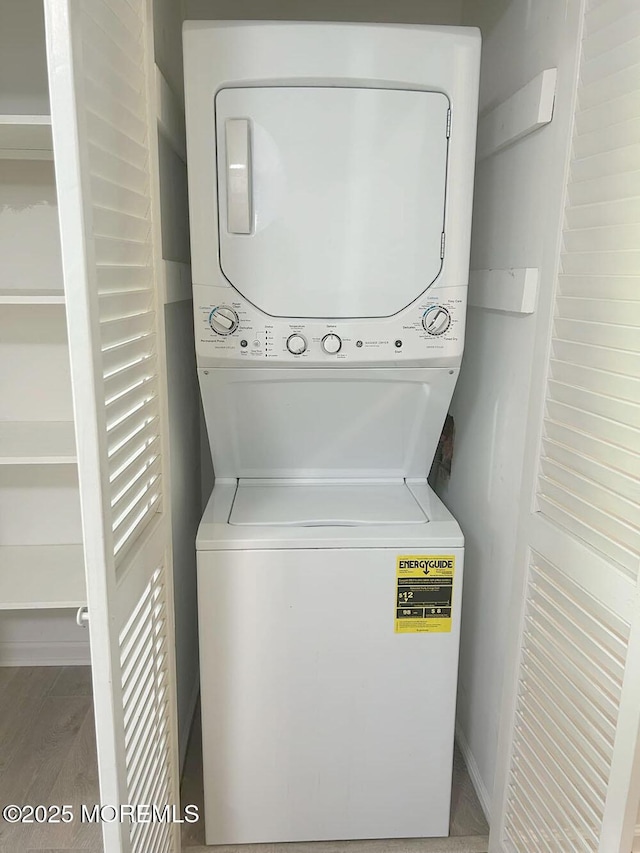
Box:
[153,0,185,104]
[163,299,201,764]
[0,611,89,666]
[185,0,462,24]
[0,0,49,114]
[153,0,202,765]
[437,0,583,817]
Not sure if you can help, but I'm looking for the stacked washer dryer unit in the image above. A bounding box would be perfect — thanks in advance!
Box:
[183,21,480,846]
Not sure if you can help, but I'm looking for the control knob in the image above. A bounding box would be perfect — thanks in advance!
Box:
[287,334,307,355]
[322,333,342,354]
[209,305,239,335]
[422,306,451,336]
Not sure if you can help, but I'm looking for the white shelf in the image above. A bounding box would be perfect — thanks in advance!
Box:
[0,544,86,609]
[0,115,53,160]
[0,422,77,465]
[468,268,539,314]
[476,69,557,161]
[0,288,65,304]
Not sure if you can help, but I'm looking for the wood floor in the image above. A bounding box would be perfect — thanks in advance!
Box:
[0,667,489,853]
[0,666,101,853]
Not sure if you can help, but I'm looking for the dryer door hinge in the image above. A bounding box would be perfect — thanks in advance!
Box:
[440,232,446,259]
[446,107,451,138]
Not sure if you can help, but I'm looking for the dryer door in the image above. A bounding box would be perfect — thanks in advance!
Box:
[215,86,449,318]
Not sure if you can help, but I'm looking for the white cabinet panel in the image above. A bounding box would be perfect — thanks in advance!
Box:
[0,466,82,546]
[492,2,640,850]
[0,307,73,422]
[0,161,63,292]
[44,0,181,850]
[0,422,76,464]
[0,544,85,609]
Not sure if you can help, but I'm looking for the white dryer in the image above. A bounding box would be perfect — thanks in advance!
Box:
[183,21,481,845]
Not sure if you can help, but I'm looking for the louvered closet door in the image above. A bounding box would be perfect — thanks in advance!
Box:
[44,1,180,852]
[492,2,640,852]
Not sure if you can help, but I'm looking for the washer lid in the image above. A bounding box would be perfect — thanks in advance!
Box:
[229,482,428,527]
[215,86,449,318]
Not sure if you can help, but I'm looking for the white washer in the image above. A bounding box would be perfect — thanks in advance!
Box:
[197,482,464,844]
[183,21,481,845]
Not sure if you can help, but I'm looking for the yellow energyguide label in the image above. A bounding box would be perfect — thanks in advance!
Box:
[395,554,455,634]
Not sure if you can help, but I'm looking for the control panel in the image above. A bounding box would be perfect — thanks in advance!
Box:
[194,284,466,368]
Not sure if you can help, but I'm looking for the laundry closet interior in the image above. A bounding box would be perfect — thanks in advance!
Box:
[1,0,639,852]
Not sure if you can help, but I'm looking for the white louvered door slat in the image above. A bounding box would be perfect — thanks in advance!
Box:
[44,2,180,852]
[492,1,640,851]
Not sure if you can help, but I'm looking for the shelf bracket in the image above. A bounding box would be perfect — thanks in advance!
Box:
[476,68,557,161]
[468,267,539,314]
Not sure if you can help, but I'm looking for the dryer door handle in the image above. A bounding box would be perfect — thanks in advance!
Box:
[225,119,252,234]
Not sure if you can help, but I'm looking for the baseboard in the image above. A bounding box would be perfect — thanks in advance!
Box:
[632,826,640,852]
[456,720,492,825]
[0,640,91,667]
[180,676,200,775]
